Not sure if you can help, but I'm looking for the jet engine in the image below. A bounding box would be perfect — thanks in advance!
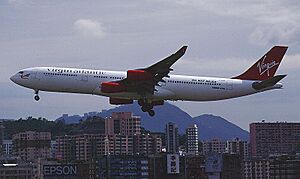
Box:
[101,82,126,93]
[127,70,152,81]
[110,98,133,105]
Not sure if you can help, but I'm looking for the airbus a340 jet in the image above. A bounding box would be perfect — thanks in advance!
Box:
[11,46,288,116]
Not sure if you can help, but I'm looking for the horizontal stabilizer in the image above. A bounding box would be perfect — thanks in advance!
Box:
[252,75,287,90]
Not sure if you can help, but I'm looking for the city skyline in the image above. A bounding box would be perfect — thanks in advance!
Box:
[1,112,300,178]
[1,1,300,130]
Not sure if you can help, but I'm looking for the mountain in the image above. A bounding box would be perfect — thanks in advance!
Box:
[99,102,192,132]
[56,115,82,124]
[56,102,249,141]
[193,114,249,141]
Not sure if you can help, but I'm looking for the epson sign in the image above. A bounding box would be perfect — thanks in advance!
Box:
[43,165,77,176]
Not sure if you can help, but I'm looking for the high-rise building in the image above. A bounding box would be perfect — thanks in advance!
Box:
[269,154,300,179]
[12,131,51,161]
[243,158,270,179]
[133,133,162,155]
[56,133,162,161]
[165,122,179,153]
[56,112,162,161]
[250,122,300,157]
[105,112,141,135]
[186,124,199,155]
[226,138,249,159]
[269,155,300,179]
[2,140,13,156]
[243,154,300,179]
[202,138,226,155]
[56,135,76,161]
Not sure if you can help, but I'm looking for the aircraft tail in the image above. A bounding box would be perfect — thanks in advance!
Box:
[233,46,288,81]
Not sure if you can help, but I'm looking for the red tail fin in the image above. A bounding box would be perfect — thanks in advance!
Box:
[233,46,288,81]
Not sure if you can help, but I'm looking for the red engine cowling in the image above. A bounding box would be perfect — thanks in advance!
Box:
[110,98,133,105]
[127,70,153,81]
[101,82,126,93]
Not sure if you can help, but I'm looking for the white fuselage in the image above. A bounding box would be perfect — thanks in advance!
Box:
[10,67,283,101]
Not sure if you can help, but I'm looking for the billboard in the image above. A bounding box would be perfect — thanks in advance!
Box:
[205,152,223,173]
[43,164,89,179]
[43,165,77,176]
[167,154,179,174]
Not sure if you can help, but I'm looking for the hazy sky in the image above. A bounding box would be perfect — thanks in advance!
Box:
[1,0,299,130]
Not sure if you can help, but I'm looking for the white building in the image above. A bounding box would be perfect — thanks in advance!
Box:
[226,138,249,159]
[186,124,198,155]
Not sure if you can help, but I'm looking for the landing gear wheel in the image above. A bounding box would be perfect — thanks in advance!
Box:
[148,110,155,117]
[141,106,147,112]
[141,103,154,112]
[34,95,40,101]
[33,90,40,101]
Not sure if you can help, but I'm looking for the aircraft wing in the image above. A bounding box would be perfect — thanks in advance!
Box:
[101,46,187,95]
[143,45,188,84]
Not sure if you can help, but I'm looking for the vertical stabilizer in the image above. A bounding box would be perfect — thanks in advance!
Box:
[233,46,288,81]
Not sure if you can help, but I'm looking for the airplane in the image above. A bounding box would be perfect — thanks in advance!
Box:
[10,45,288,116]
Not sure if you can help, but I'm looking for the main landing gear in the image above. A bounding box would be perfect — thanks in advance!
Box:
[34,90,40,101]
[139,99,155,117]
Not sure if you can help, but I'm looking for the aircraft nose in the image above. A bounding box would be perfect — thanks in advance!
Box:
[10,74,17,83]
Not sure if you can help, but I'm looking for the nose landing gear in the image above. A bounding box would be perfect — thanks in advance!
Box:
[34,95,40,101]
[34,90,40,101]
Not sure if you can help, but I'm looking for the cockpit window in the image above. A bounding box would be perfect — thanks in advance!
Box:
[18,71,24,74]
